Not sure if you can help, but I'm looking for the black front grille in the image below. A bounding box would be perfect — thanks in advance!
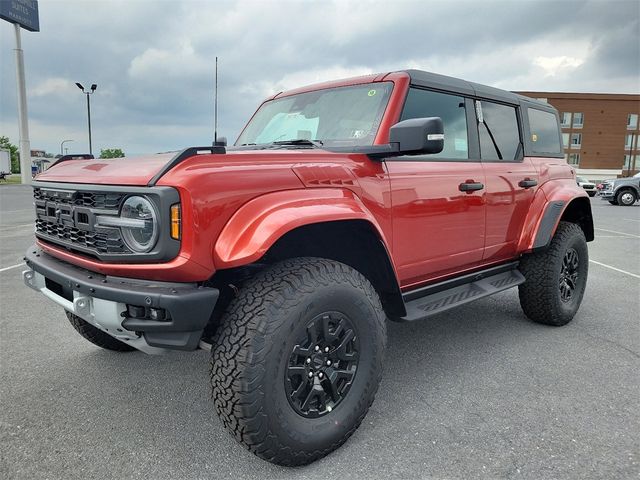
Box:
[33,187,131,256]
[35,219,128,254]
[31,182,180,263]
[33,188,125,210]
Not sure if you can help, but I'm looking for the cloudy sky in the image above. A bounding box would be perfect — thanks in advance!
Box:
[1,0,638,156]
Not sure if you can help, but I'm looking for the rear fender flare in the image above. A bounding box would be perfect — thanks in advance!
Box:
[213,188,392,269]
[519,182,593,252]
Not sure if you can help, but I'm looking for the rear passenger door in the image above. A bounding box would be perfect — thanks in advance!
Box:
[475,100,537,262]
[386,88,486,287]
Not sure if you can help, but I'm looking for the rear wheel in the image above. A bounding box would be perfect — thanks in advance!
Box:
[616,189,637,206]
[210,257,386,466]
[518,222,588,326]
[66,311,136,351]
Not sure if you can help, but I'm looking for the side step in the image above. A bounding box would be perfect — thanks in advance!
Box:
[400,262,525,322]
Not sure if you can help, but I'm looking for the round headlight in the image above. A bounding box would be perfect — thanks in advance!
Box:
[120,196,158,253]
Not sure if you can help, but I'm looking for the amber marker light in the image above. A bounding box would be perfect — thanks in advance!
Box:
[170,204,181,240]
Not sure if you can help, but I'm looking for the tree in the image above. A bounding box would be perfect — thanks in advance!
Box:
[0,136,20,173]
[99,148,125,159]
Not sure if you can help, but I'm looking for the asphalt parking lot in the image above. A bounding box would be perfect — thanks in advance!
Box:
[1,184,638,480]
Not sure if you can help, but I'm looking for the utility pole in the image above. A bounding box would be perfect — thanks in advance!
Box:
[14,24,32,184]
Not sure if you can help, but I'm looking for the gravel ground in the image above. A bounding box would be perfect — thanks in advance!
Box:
[1,185,638,479]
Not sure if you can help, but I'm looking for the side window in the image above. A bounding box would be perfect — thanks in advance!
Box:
[477,101,521,161]
[400,88,468,159]
[527,108,562,154]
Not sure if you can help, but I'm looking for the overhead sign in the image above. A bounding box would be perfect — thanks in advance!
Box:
[0,0,39,32]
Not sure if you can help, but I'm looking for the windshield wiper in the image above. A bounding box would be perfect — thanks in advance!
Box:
[270,139,324,148]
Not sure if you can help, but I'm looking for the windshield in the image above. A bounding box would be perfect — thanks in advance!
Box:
[236,82,393,147]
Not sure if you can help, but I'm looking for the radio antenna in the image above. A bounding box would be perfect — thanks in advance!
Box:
[214,56,218,145]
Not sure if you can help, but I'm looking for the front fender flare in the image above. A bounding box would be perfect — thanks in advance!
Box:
[214,188,389,269]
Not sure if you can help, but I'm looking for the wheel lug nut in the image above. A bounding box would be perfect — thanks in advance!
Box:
[318,372,324,378]
[308,371,313,378]
[327,405,332,412]
[306,358,311,364]
[324,346,330,353]
[314,346,320,352]
[326,360,332,366]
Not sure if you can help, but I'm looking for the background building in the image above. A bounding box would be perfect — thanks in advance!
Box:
[515,92,640,182]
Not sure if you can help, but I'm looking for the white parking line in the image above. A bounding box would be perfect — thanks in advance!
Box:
[589,260,640,279]
[595,227,640,239]
[0,262,25,273]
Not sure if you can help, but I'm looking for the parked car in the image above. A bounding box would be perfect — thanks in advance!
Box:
[576,176,597,196]
[22,69,593,466]
[599,172,640,205]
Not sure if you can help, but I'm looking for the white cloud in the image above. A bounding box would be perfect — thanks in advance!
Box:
[533,56,585,77]
[31,77,75,97]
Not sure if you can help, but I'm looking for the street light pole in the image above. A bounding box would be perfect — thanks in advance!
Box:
[60,139,73,155]
[75,83,97,155]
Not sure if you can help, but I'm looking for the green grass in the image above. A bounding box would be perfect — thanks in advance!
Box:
[0,175,23,185]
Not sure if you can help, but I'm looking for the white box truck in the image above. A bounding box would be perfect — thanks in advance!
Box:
[0,149,11,174]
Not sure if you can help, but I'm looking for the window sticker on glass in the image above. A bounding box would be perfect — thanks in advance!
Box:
[531,134,538,142]
[454,138,468,151]
[368,89,377,97]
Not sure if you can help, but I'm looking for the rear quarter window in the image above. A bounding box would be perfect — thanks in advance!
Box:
[527,108,562,155]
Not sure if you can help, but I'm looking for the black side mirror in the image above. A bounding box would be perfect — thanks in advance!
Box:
[389,117,444,155]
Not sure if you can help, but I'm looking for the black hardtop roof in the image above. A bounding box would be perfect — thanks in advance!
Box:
[401,69,553,111]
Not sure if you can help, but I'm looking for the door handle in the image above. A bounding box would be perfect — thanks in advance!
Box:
[459,181,484,192]
[518,178,538,188]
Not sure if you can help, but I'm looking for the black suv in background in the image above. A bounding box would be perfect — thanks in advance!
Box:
[600,172,640,205]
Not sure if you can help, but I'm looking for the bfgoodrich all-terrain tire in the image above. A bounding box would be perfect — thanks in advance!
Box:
[66,311,136,352]
[210,257,387,466]
[518,221,588,326]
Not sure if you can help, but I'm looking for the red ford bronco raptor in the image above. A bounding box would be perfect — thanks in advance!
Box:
[23,69,593,466]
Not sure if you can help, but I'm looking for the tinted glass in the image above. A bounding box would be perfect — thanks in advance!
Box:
[400,88,468,159]
[527,109,562,154]
[236,83,393,147]
[478,101,520,161]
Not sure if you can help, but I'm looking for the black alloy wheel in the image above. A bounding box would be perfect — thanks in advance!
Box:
[285,312,359,418]
[559,248,580,303]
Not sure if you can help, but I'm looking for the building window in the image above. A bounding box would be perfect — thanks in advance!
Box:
[570,133,582,149]
[568,153,580,166]
[572,112,584,128]
[562,133,570,148]
[560,112,571,128]
[628,114,639,130]
[623,155,635,170]
[625,133,636,150]
[536,98,548,103]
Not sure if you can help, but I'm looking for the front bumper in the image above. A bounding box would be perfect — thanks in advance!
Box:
[599,190,614,199]
[23,245,218,353]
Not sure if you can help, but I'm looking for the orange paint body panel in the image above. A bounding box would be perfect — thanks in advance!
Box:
[33,70,589,292]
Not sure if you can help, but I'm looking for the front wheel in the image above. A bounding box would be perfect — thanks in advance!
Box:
[210,258,386,466]
[616,189,638,206]
[518,222,588,326]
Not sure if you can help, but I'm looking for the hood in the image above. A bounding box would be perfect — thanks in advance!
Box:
[34,147,350,186]
[35,153,176,186]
